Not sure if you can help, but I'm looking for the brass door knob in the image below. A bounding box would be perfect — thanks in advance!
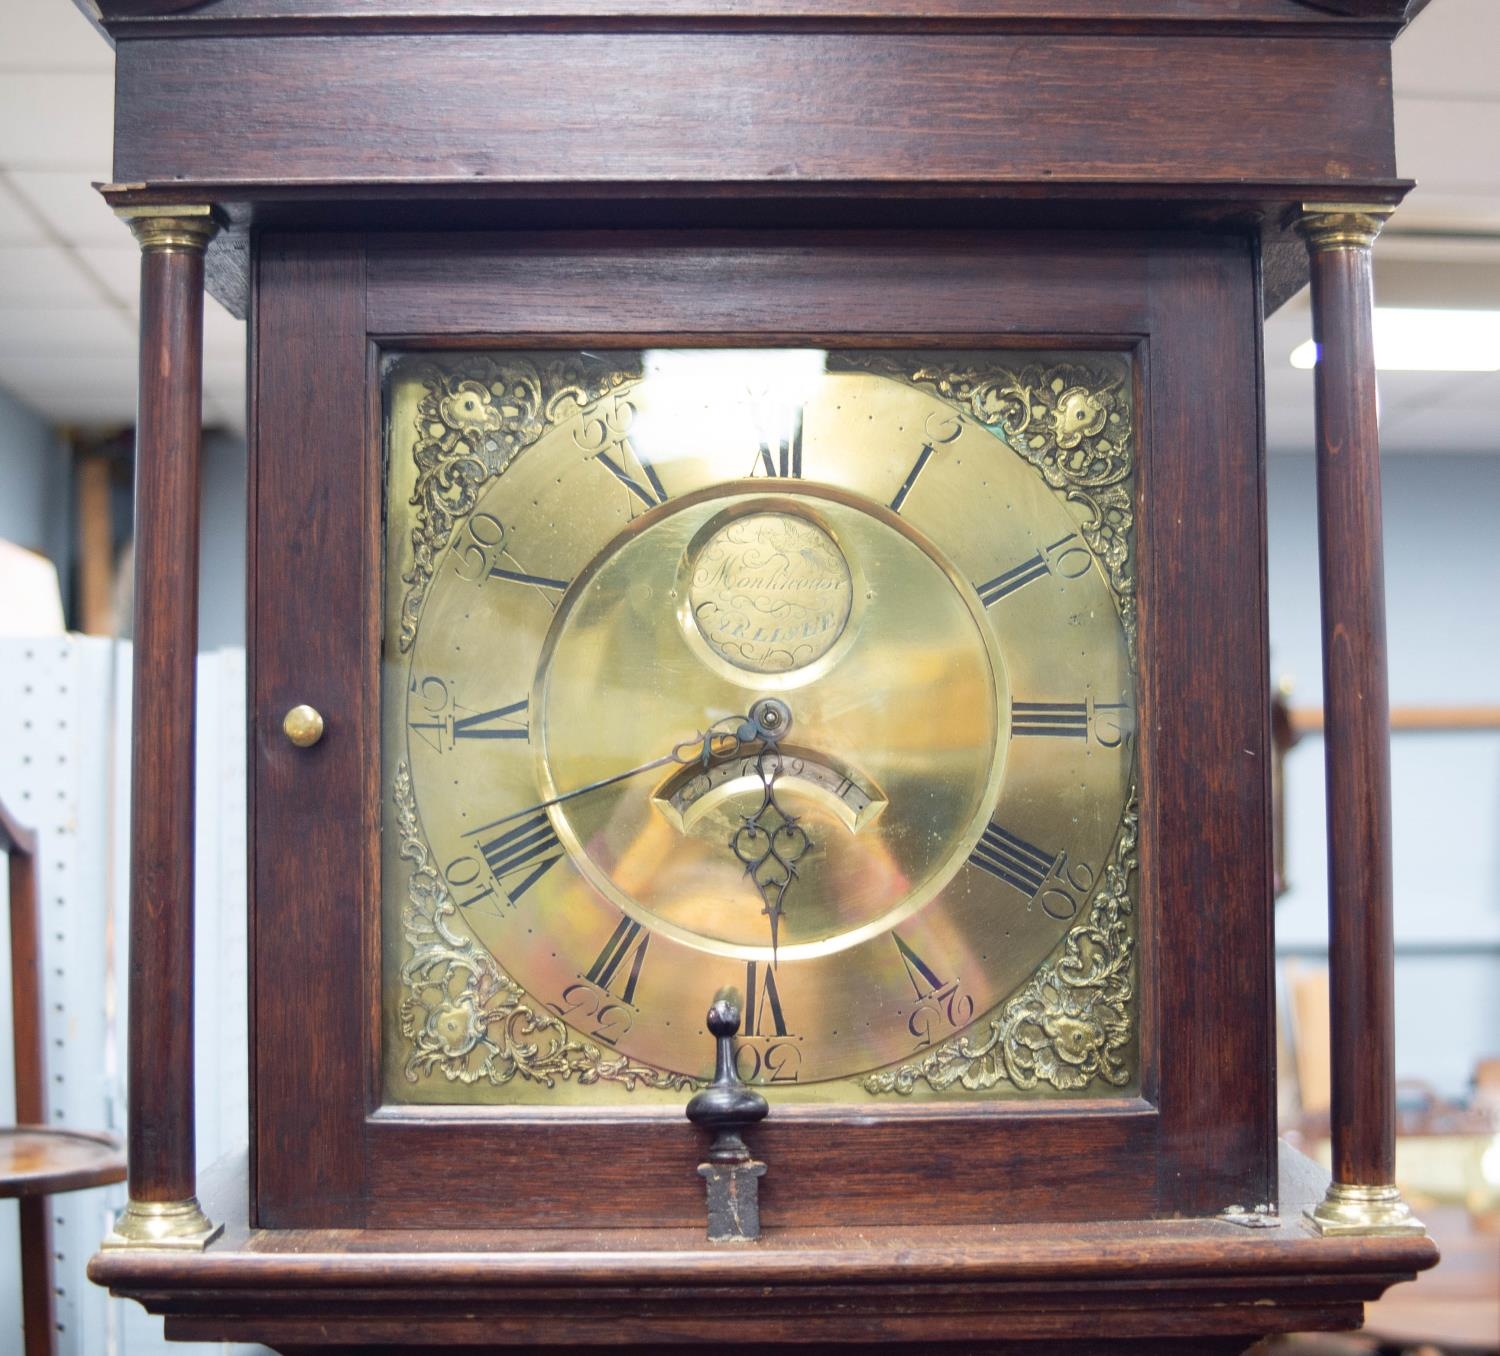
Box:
[282,704,325,748]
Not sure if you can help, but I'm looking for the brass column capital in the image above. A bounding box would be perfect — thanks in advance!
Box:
[115,203,222,255]
[1293,203,1396,253]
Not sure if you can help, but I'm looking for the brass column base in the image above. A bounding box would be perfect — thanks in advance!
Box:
[101,1196,224,1251]
[1305,1182,1427,1238]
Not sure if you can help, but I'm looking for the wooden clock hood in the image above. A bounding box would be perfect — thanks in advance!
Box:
[81,1,1437,1351]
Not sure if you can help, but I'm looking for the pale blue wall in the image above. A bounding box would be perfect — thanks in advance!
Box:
[0,383,70,601]
[1268,452,1500,1099]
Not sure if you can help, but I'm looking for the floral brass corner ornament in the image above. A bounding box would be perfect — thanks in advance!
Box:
[837,354,1136,656]
[862,797,1138,1096]
[394,761,696,1092]
[395,354,643,652]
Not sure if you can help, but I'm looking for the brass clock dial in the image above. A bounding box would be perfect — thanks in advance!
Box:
[382,349,1138,1104]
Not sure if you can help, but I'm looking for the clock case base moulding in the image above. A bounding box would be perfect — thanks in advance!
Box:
[89,1144,1435,1353]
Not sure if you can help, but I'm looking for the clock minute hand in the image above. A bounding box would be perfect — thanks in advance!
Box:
[463,714,754,840]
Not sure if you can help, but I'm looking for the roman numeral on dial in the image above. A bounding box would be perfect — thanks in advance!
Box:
[477,814,563,904]
[743,960,790,1038]
[888,443,935,513]
[975,533,1090,607]
[969,822,1060,898]
[892,933,946,1000]
[754,407,805,479]
[595,446,669,509]
[451,698,529,741]
[1011,700,1090,739]
[488,565,572,592]
[584,916,651,1005]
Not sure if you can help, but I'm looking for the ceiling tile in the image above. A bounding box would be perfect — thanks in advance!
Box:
[9,169,124,246]
[1395,97,1500,200]
[0,0,114,75]
[0,176,47,246]
[75,244,140,310]
[0,350,138,395]
[0,73,115,176]
[1378,371,1500,455]
[16,388,136,429]
[0,303,135,356]
[0,245,101,307]
[1393,0,1500,102]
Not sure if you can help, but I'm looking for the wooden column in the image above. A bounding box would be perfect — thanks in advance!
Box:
[101,205,223,1251]
[1294,204,1423,1238]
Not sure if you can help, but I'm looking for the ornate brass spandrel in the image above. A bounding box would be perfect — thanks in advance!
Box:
[391,353,644,652]
[862,796,1137,1097]
[835,352,1136,654]
[393,761,697,1094]
[382,348,1138,1106]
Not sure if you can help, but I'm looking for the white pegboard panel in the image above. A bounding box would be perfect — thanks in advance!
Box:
[0,639,266,1356]
[0,636,120,1356]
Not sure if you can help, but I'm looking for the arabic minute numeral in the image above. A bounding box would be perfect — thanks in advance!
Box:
[736,960,800,1083]
[969,824,1097,921]
[1011,697,1133,747]
[892,934,974,1049]
[975,533,1092,606]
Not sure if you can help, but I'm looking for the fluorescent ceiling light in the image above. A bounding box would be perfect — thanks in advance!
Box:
[1289,308,1500,372]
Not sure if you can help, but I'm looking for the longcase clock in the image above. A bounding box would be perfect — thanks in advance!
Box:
[86,1,1438,1349]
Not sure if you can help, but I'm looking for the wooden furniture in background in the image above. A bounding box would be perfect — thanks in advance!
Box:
[1291,705,1500,734]
[0,798,126,1356]
[83,0,1438,1349]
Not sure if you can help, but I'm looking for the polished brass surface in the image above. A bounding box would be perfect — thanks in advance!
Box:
[1295,203,1397,253]
[100,1196,223,1251]
[281,704,325,748]
[382,350,1137,1105]
[1305,1181,1428,1237]
[114,204,220,255]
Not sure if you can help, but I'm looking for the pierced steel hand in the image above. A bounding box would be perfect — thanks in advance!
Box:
[730,699,812,964]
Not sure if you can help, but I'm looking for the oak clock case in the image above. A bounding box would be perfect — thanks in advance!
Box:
[381,348,1138,1107]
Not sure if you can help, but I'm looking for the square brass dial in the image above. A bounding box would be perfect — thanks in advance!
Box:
[380,348,1138,1107]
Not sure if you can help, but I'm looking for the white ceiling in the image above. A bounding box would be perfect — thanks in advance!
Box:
[1,0,1498,451]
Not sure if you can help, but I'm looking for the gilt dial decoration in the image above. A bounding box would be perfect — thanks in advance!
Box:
[381,348,1138,1105]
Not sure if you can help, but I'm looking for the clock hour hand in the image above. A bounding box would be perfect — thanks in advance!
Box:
[729,699,811,964]
[464,712,759,839]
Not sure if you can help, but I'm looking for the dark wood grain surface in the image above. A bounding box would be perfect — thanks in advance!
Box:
[1308,241,1397,1189]
[128,244,207,1206]
[0,1129,126,1199]
[249,237,374,1228]
[110,31,1395,189]
[85,1143,1437,1350]
[89,0,1416,32]
[248,228,1277,1231]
